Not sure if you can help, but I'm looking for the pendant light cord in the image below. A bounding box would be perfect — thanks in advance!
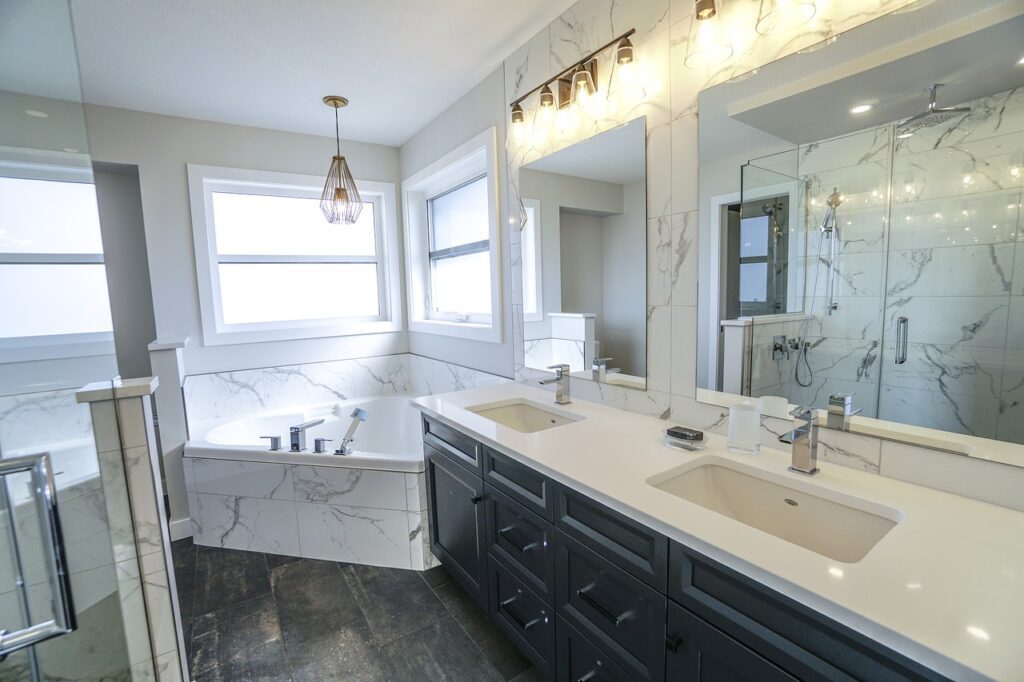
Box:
[334,107,341,156]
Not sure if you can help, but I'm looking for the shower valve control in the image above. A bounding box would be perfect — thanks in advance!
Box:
[314,438,332,454]
[772,335,790,360]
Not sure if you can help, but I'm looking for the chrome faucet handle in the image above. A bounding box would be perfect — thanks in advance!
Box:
[789,406,817,423]
[260,435,282,451]
[546,363,570,376]
[592,357,612,366]
[313,438,332,454]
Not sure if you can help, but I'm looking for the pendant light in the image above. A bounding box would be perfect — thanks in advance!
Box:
[684,0,734,69]
[320,95,363,225]
[755,0,816,36]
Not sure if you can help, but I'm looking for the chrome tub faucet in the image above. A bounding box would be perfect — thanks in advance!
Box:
[289,418,324,452]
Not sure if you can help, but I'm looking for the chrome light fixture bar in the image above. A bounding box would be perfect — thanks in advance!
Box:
[509,28,636,124]
[320,95,363,225]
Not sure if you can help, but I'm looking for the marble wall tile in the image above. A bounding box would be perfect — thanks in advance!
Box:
[884,295,1009,348]
[192,458,293,500]
[880,440,1024,512]
[296,502,412,568]
[139,551,179,658]
[647,305,672,394]
[816,428,882,473]
[886,244,1014,298]
[194,492,300,556]
[878,384,1000,440]
[405,473,426,512]
[881,342,1004,399]
[888,190,1020,250]
[292,466,408,511]
[670,210,698,306]
[0,389,93,452]
[670,306,697,398]
[549,0,669,73]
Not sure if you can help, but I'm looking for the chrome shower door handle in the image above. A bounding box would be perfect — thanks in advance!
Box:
[895,316,909,365]
[0,453,76,660]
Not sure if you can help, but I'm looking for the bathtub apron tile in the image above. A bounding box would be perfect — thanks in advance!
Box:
[295,502,412,569]
[192,458,293,500]
[193,493,300,556]
[292,466,407,511]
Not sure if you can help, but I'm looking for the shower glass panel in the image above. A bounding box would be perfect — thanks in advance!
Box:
[1,1,156,680]
[740,88,1024,442]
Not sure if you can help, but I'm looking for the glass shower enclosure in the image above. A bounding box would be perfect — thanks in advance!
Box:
[1,1,158,679]
[739,87,1024,443]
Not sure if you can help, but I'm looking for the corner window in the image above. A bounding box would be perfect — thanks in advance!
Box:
[0,168,114,360]
[188,165,401,345]
[403,128,502,342]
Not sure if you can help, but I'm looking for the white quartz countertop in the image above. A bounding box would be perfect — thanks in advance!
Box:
[411,383,1024,682]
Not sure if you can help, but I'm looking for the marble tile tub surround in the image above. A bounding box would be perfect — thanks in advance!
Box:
[183,352,509,425]
[184,455,437,571]
[77,377,188,681]
[502,0,1024,498]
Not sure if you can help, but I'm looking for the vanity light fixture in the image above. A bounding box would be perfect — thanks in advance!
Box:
[755,0,817,36]
[684,0,734,69]
[615,37,635,64]
[320,95,363,225]
[507,28,635,125]
[850,103,873,114]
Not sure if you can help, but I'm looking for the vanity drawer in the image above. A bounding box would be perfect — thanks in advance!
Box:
[556,530,666,681]
[489,556,555,675]
[422,415,482,473]
[485,485,555,602]
[556,616,633,682]
[668,542,945,682]
[555,484,668,591]
[483,446,556,521]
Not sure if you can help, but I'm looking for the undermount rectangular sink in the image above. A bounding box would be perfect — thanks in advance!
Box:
[648,457,902,563]
[465,398,584,433]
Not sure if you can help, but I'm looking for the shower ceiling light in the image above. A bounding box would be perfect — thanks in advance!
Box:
[755,0,816,36]
[850,103,873,114]
[684,0,733,69]
[320,96,363,225]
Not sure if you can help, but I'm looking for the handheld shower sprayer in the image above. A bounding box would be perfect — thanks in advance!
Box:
[335,407,368,455]
[820,188,843,237]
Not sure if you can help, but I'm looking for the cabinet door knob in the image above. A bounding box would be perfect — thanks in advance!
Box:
[665,633,684,653]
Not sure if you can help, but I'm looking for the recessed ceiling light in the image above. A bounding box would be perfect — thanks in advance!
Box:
[966,625,990,641]
[896,132,913,139]
[1017,55,1024,65]
[850,104,873,114]
[25,109,48,118]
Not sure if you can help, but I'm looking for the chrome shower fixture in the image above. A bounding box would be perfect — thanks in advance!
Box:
[897,84,971,129]
[819,188,843,235]
[762,199,786,240]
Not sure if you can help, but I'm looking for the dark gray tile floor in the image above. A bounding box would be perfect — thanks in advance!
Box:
[172,538,542,681]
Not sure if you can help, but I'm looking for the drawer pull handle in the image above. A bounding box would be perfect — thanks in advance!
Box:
[498,525,540,553]
[577,671,597,682]
[470,495,483,504]
[577,584,632,626]
[666,633,683,653]
[499,596,544,631]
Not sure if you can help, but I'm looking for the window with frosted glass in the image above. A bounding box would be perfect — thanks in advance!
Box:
[0,176,112,339]
[208,191,380,324]
[426,176,491,316]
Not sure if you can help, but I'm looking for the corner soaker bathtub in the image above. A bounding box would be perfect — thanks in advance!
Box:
[183,395,436,569]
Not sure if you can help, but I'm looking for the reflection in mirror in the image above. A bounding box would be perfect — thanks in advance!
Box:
[697,1,1024,462]
[520,117,647,390]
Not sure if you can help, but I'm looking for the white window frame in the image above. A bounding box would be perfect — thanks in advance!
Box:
[402,128,502,343]
[187,164,402,346]
[520,197,544,323]
[0,151,115,362]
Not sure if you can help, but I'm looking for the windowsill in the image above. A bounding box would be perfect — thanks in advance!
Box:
[409,317,501,343]
[0,333,115,363]
[201,318,402,346]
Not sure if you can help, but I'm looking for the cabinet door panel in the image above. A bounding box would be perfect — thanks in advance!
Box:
[490,557,555,675]
[425,444,487,608]
[557,616,634,682]
[666,601,795,681]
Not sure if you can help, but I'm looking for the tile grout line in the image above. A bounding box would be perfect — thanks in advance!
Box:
[427,576,516,681]
[265,553,297,682]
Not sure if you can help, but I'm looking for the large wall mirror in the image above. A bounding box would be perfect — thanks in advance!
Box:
[697,1,1024,465]
[520,117,647,390]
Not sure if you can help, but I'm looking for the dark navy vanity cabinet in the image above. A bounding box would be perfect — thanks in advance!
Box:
[422,415,948,681]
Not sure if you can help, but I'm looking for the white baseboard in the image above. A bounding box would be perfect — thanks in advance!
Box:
[168,516,193,541]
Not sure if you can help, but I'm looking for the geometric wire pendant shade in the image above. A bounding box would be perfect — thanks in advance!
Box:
[320,96,363,224]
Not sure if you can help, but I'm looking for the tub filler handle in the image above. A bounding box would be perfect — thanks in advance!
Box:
[335,408,368,455]
[260,435,282,451]
[314,438,332,454]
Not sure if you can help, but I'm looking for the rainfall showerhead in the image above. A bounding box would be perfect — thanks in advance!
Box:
[897,84,971,129]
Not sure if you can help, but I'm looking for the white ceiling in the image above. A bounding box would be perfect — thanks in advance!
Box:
[64,0,577,146]
[525,117,646,185]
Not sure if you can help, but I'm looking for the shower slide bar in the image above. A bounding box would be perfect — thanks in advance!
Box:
[0,452,76,661]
